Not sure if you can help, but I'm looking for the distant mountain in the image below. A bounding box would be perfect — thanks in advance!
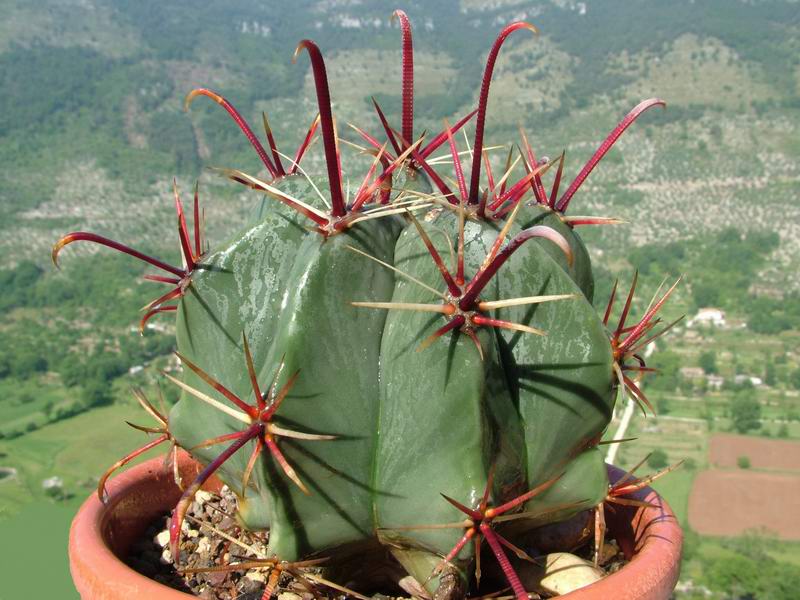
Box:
[1,0,798,290]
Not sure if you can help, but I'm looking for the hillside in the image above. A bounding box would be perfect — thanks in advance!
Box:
[0,2,799,598]
[1,0,798,278]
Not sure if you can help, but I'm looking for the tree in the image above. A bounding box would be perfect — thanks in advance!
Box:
[57,354,85,388]
[10,349,47,378]
[650,351,681,391]
[648,448,668,469]
[699,351,717,374]
[42,401,54,420]
[16,391,34,405]
[790,368,800,390]
[705,554,761,598]
[82,379,112,408]
[764,359,776,386]
[692,282,720,309]
[737,456,751,469]
[731,393,761,433]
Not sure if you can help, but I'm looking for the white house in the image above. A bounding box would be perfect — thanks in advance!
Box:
[42,476,64,491]
[734,374,763,387]
[687,307,726,328]
[680,367,705,380]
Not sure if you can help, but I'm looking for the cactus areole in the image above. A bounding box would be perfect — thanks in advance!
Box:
[55,10,678,599]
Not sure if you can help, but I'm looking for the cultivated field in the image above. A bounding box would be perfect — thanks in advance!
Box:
[688,470,800,540]
[688,433,800,539]
[709,433,800,472]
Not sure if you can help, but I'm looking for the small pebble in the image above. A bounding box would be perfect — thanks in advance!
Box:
[245,571,267,583]
[599,539,620,566]
[238,576,261,594]
[196,537,211,555]
[205,569,228,587]
[539,552,604,595]
[153,530,170,548]
[195,490,213,504]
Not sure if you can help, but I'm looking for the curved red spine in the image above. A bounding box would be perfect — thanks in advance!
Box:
[185,88,277,178]
[393,10,414,144]
[295,40,346,218]
[53,232,186,278]
[556,98,665,212]
[481,524,528,600]
[420,109,477,159]
[468,22,537,204]
[459,226,570,310]
[169,424,260,560]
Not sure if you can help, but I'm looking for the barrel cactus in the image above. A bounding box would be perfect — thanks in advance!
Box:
[54,10,679,599]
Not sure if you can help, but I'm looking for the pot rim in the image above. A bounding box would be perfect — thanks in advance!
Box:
[69,453,682,599]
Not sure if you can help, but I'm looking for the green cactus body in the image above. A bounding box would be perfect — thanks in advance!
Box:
[520,205,595,302]
[171,180,309,524]
[57,13,676,598]
[172,177,402,556]
[374,218,523,569]
[490,216,614,517]
[502,448,609,540]
[169,187,614,579]
[372,214,614,585]
[253,218,399,556]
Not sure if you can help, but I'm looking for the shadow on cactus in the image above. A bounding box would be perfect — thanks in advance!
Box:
[55,8,683,600]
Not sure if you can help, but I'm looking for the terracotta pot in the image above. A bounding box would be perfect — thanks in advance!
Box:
[69,451,215,599]
[560,464,683,599]
[69,455,682,599]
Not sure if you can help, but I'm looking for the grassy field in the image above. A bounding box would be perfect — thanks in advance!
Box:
[0,402,162,596]
[680,533,800,582]
[0,403,145,513]
[0,498,83,600]
[0,377,67,432]
[651,467,695,527]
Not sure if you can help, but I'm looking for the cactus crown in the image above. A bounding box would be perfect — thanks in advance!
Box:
[55,9,678,599]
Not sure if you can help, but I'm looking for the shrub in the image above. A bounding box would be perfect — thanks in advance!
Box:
[648,448,669,470]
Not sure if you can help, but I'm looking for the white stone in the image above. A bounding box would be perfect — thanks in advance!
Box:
[539,552,604,596]
[246,571,267,583]
[153,530,170,548]
[196,537,211,555]
[195,490,213,504]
